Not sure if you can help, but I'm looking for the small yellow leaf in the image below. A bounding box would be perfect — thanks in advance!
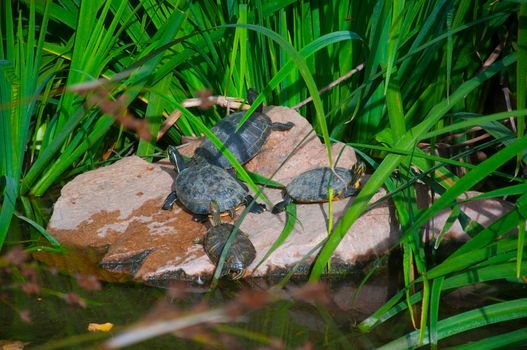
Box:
[88,322,113,332]
[0,340,26,350]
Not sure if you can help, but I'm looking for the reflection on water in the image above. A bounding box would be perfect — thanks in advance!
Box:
[2,201,405,349]
[3,195,527,349]
[3,237,527,349]
[1,250,407,349]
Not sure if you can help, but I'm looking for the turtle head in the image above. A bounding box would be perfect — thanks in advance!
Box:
[247,88,263,113]
[167,145,187,173]
[227,260,246,280]
[350,161,366,189]
[208,200,222,226]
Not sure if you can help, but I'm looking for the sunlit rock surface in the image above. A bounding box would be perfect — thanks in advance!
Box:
[45,106,514,285]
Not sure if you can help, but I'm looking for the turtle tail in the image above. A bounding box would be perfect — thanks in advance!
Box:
[271,121,295,131]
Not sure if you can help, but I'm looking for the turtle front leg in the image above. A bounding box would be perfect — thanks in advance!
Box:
[271,121,295,131]
[244,195,266,213]
[271,194,293,214]
[162,191,178,210]
[235,178,250,192]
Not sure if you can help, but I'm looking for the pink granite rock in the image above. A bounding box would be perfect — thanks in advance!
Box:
[245,106,357,184]
[43,106,514,285]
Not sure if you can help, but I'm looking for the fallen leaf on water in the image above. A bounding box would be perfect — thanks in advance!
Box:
[88,323,114,332]
[0,340,26,350]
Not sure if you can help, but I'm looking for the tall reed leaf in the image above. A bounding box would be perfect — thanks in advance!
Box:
[361,259,527,330]
[0,176,16,247]
[221,24,332,166]
[378,298,527,349]
[0,1,49,248]
[407,135,527,236]
[517,3,527,168]
[309,54,517,281]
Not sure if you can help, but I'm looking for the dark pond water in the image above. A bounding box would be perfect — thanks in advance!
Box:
[0,253,406,349]
[2,196,527,349]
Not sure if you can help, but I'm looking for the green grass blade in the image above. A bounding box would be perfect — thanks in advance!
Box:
[409,135,527,237]
[434,204,460,249]
[459,184,527,202]
[429,277,444,349]
[137,75,171,159]
[221,23,332,166]
[276,237,328,289]
[0,176,17,248]
[378,298,527,349]
[427,238,521,280]
[262,30,362,108]
[0,1,50,248]
[451,327,527,350]
[402,241,417,328]
[245,170,284,188]
[360,260,527,331]
[518,220,526,280]
[386,73,406,138]
[448,193,527,259]
[30,116,115,196]
[422,109,527,139]
[384,0,404,94]
[418,276,430,345]
[517,2,527,168]
[237,5,248,95]
[13,212,62,248]
[445,5,453,100]
[20,107,86,194]
[253,202,296,271]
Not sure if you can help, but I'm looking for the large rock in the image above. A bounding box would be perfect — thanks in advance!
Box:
[43,106,514,285]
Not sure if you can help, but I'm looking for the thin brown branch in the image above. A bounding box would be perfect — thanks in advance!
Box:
[439,126,483,142]
[292,63,365,110]
[476,31,508,75]
[419,132,491,149]
[157,109,182,141]
[158,94,250,140]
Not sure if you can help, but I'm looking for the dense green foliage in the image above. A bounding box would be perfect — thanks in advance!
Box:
[1,0,527,348]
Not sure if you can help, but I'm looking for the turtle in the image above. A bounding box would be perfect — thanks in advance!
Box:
[200,201,256,280]
[193,88,294,169]
[161,145,266,222]
[271,162,367,213]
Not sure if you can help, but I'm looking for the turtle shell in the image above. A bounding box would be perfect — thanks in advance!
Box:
[286,167,358,202]
[194,110,272,168]
[176,161,248,214]
[203,223,256,277]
